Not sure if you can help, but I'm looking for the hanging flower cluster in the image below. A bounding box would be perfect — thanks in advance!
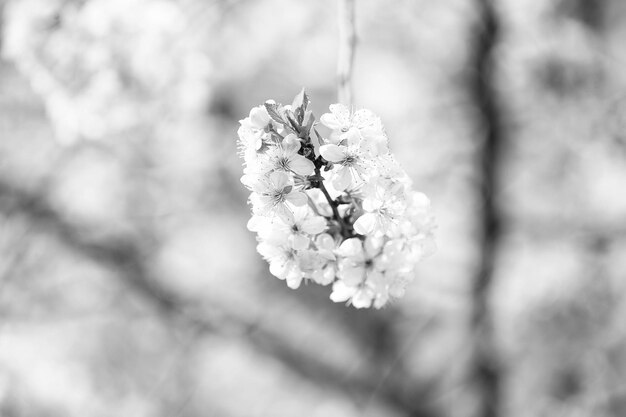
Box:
[238,90,436,308]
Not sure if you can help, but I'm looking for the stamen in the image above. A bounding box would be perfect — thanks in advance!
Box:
[277,157,290,170]
[344,155,356,165]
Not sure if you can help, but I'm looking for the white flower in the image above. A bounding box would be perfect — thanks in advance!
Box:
[250,171,307,221]
[336,238,382,285]
[238,94,436,308]
[320,143,370,190]
[320,104,388,156]
[248,105,272,130]
[239,105,271,151]
[320,104,380,136]
[247,214,289,244]
[257,241,304,289]
[353,179,407,237]
[269,206,327,250]
[307,233,337,285]
[400,191,437,260]
[330,280,374,309]
[330,237,391,308]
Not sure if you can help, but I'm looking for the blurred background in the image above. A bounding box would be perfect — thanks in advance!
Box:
[1,0,626,416]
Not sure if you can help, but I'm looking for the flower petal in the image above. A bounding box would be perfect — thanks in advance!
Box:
[313,266,335,286]
[320,144,345,163]
[290,234,310,250]
[250,106,270,128]
[362,198,383,212]
[289,155,315,176]
[257,241,283,260]
[255,195,273,210]
[366,270,385,290]
[240,177,254,192]
[340,264,366,286]
[282,134,301,155]
[291,205,309,222]
[344,128,361,147]
[269,171,290,190]
[352,289,373,309]
[330,280,356,302]
[351,108,377,129]
[286,267,303,289]
[321,104,350,130]
[389,282,406,298]
[316,233,336,251]
[320,113,342,130]
[269,260,287,279]
[285,191,307,206]
[273,203,294,223]
[411,192,431,210]
[329,104,350,122]
[373,293,389,309]
[247,215,267,232]
[300,216,326,235]
[353,213,377,236]
[338,238,363,258]
[364,236,383,258]
[332,167,352,191]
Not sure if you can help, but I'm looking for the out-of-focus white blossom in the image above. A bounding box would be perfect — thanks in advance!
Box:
[238,90,436,308]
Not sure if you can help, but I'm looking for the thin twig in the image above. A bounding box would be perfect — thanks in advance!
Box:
[313,166,354,239]
[337,0,356,107]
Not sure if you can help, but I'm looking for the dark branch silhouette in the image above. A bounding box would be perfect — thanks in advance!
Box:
[468,0,503,416]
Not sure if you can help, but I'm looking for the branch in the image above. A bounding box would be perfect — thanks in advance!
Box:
[0,177,439,417]
[468,0,503,416]
[510,215,626,241]
[337,0,356,106]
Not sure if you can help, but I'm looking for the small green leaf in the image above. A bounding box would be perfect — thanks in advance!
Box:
[303,111,315,134]
[284,110,300,133]
[294,107,304,125]
[264,100,285,125]
[291,88,310,113]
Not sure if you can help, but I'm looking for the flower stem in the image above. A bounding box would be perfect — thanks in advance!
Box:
[314,166,353,239]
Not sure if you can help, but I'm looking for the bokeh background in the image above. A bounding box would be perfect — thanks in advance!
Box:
[1,0,626,416]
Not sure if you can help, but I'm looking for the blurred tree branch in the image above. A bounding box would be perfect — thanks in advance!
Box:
[0,0,4,56]
[555,0,606,32]
[0,176,439,417]
[513,215,626,240]
[468,0,503,416]
[0,224,31,299]
[337,0,356,106]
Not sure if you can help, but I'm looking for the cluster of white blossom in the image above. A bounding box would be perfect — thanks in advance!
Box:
[238,90,436,308]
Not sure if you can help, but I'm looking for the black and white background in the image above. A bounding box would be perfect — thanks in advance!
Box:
[1,1,626,416]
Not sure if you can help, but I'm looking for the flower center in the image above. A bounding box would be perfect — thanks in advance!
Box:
[276,157,290,171]
[271,190,287,204]
[343,154,357,166]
